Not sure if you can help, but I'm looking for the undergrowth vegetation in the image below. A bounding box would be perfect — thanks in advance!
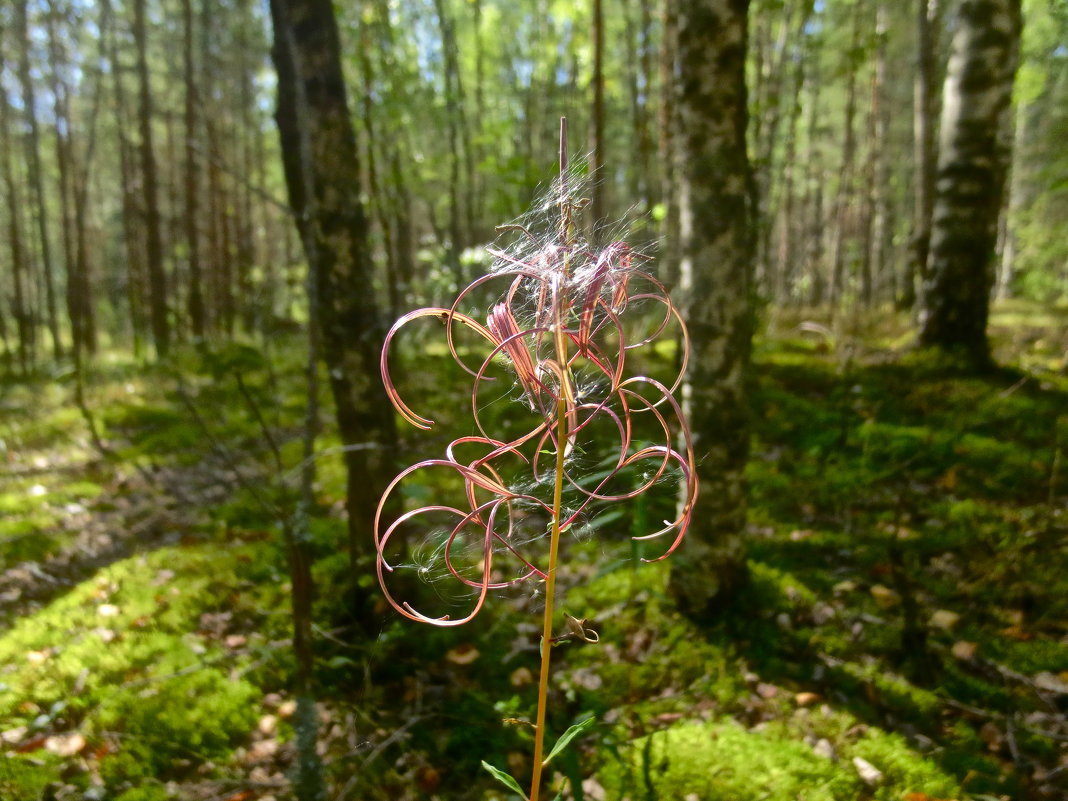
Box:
[1,303,1066,800]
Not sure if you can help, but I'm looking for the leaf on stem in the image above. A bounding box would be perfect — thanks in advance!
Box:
[481,760,529,799]
[542,715,595,767]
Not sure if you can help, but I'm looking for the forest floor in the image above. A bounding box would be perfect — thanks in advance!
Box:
[1,301,1066,801]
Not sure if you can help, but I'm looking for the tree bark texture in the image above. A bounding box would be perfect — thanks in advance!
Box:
[133,0,171,357]
[905,0,939,309]
[919,0,1022,369]
[591,0,607,239]
[668,0,754,619]
[15,0,62,360]
[268,0,397,567]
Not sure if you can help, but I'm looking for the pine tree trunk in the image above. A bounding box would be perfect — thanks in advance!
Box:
[827,3,863,309]
[133,0,170,357]
[15,0,62,360]
[591,0,607,239]
[774,0,815,302]
[919,0,1022,369]
[0,80,34,375]
[432,0,469,284]
[668,0,754,619]
[107,11,147,355]
[182,0,205,339]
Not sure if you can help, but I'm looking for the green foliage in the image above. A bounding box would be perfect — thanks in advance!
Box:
[96,668,258,783]
[598,718,960,801]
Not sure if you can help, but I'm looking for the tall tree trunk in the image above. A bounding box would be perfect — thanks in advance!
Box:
[591,0,607,239]
[859,5,888,308]
[108,11,147,356]
[0,79,34,374]
[15,0,62,360]
[268,0,397,568]
[827,3,863,309]
[133,0,170,357]
[774,0,815,302]
[46,3,82,359]
[657,0,680,288]
[432,0,471,283]
[637,0,656,208]
[753,0,793,294]
[801,42,826,306]
[904,0,939,309]
[995,98,1026,301]
[67,0,110,358]
[182,0,205,339]
[357,20,400,318]
[919,0,1022,369]
[668,0,754,618]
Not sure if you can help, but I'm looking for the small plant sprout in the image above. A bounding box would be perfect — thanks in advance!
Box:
[375,119,697,801]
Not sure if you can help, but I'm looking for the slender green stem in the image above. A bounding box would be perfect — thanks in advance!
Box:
[530,116,570,801]
[529,374,568,801]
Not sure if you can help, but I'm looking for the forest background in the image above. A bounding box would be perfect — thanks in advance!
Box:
[0,0,1067,799]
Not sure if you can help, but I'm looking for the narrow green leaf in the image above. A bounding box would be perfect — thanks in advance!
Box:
[542,715,595,767]
[480,760,528,799]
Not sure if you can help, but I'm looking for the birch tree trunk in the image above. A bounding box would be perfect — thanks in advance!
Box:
[904,0,939,310]
[919,0,1022,369]
[668,0,754,618]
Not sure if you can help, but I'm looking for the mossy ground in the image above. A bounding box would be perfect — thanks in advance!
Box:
[2,302,1066,800]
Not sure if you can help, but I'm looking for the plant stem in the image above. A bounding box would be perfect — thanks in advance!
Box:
[529,377,568,801]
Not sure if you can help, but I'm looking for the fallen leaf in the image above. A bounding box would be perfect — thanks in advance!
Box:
[999,624,1033,641]
[652,712,684,726]
[45,732,86,757]
[853,756,884,786]
[812,738,837,760]
[1,726,27,744]
[832,580,857,594]
[277,699,297,718]
[257,715,278,736]
[445,644,480,665]
[509,667,533,687]
[15,734,48,753]
[1033,672,1068,695]
[794,692,820,707]
[582,778,608,801]
[249,739,279,760]
[979,721,1003,751]
[929,609,961,630]
[951,641,978,660]
[869,585,901,609]
[756,682,780,699]
[416,765,441,792]
[225,634,248,649]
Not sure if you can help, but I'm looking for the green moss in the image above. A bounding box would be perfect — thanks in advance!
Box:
[830,661,942,721]
[599,718,960,801]
[850,729,960,799]
[0,752,64,800]
[599,719,856,800]
[0,544,253,726]
[96,667,258,784]
[114,785,174,801]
